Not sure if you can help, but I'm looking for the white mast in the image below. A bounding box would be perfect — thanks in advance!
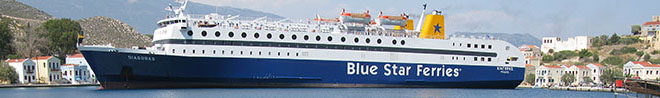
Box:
[414,3,427,32]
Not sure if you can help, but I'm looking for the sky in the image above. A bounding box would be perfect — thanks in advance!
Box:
[190,0,660,38]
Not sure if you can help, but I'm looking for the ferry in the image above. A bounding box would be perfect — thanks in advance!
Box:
[78,0,525,89]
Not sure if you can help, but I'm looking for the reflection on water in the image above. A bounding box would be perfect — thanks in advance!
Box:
[0,86,614,98]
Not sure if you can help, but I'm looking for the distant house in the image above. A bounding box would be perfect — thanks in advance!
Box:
[623,61,660,80]
[535,65,563,87]
[519,45,541,67]
[32,56,62,84]
[586,63,606,84]
[5,58,37,84]
[643,16,660,49]
[66,53,96,83]
[541,36,590,53]
[61,64,90,84]
[562,65,591,85]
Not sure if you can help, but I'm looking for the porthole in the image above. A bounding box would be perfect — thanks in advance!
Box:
[172,49,175,53]
[401,40,406,45]
[201,31,207,37]
[192,50,195,54]
[488,58,492,62]
[250,51,253,55]
[215,31,220,37]
[202,50,205,54]
[292,35,297,40]
[222,50,225,54]
[231,51,234,54]
[259,51,262,55]
[377,39,382,44]
[279,34,285,39]
[327,36,333,41]
[354,38,359,43]
[488,45,492,49]
[316,36,321,41]
[341,37,346,42]
[467,44,471,48]
[278,52,281,56]
[481,45,485,49]
[287,52,290,56]
[267,33,273,39]
[187,30,193,36]
[183,49,186,53]
[228,32,234,37]
[254,33,260,38]
[474,57,477,61]
[241,32,247,38]
[392,40,397,45]
[304,35,309,40]
[365,38,371,43]
[213,50,216,54]
[240,51,243,55]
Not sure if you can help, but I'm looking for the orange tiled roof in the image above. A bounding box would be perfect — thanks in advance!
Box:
[643,21,660,26]
[62,64,78,66]
[5,59,26,63]
[523,45,539,49]
[576,65,590,69]
[31,56,52,60]
[631,61,660,67]
[544,65,562,68]
[589,63,605,67]
[68,54,84,58]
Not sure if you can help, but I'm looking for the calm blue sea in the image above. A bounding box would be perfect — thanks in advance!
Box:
[0,86,616,98]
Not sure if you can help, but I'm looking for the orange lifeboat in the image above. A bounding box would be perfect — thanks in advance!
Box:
[339,9,371,24]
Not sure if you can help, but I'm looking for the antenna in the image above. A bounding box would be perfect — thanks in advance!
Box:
[414,3,427,32]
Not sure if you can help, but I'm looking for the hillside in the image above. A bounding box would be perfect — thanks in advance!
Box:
[77,16,152,48]
[449,32,542,47]
[17,0,285,34]
[0,0,51,20]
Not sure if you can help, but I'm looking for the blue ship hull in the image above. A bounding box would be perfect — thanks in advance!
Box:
[81,50,524,89]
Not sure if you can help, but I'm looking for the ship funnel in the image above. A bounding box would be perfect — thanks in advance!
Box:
[418,10,445,39]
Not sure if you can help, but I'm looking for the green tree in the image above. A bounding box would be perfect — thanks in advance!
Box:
[593,54,600,62]
[0,61,17,83]
[600,69,623,86]
[548,49,555,54]
[525,74,536,85]
[632,25,641,35]
[542,55,554,62]
[583,77,593,84]
[144,34,153,39]
[609,34,620,45]
[40,18,81,56]
[644,54,651,61]
[554,50,578,61]
[654,50,659,54]
[561,73,576,86]
[578,49,593,58]
[636,51,645,57]
[602,56,624,67]
[0,17,14,60]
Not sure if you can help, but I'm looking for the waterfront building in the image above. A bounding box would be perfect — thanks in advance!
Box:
[586,63,605,84]
[535,65,564,87]
[32,56,62,84]
[623,61,660,80]
[66,54,97,83]
[541,36,590,53]
[5,58,37,84]
[60,64,90,84]
[643,16,660,50]
[519,45,541,67]
[561,65,591,85]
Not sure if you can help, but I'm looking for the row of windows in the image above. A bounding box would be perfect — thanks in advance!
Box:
[24,75,35,81]
[186,30,406,45]
[156,39,498,57]
[452,42,492,49]
[172,49,301,57]
[450,56,492,62]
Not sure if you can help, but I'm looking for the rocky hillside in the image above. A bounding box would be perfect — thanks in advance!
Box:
[0,0,51,20]
[77,16,152,48]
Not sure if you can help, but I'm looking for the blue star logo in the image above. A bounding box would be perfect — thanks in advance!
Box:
[434,24,442,33]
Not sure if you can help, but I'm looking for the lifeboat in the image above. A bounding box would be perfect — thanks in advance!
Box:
[314,18,340,23]
[375,12,407,26]
[339,9,371,24]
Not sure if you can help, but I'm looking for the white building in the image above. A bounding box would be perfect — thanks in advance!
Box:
[5,58,37,84]
[541,36,590,53]
[519,45,542,67]
[586,63,605,84]
[61,64,90,84]
[535,65,564,87]
[66,54,96,83]
[562,65,591,85]
[32,56,62,84]
[623,61,660,80]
